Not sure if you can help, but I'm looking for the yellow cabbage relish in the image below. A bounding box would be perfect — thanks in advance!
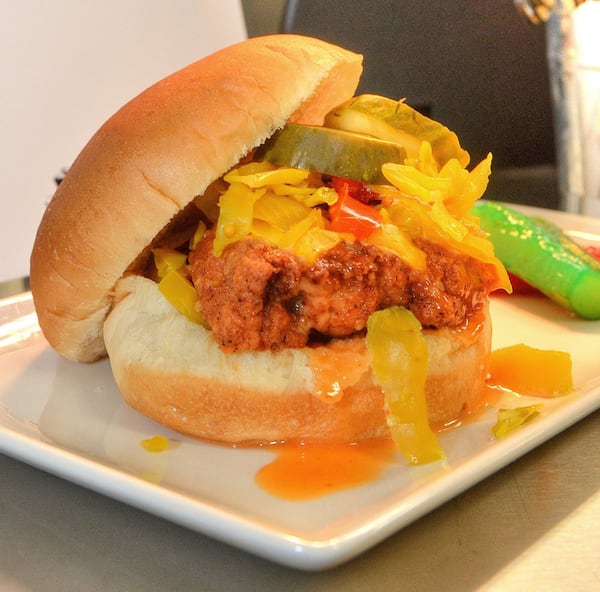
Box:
[207,142,508,292]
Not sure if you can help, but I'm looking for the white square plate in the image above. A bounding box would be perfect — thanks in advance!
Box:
[1,204,599,571]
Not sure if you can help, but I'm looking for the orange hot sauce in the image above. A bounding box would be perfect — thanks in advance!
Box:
[256,341,573,500]
[255,439,396,501]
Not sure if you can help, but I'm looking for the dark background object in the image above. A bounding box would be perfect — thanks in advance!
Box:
[242,0,560,208]
[281,0,554,168]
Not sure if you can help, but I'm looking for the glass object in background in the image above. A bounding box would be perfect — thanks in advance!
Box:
[572,2,600,216]
[535,0,600,216]
[545,1,584,214]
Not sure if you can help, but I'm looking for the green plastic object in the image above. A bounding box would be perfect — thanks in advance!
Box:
[472,200,600,320]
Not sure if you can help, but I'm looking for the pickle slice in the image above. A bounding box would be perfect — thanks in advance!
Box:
[254,124,406,185]
[324,94,470,167]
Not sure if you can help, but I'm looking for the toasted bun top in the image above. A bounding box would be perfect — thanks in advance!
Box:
[29,35,363,362]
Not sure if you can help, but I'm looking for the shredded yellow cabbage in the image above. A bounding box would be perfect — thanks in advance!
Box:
[292,227,346,263]
[189,220,207,250]
[210,139,508,293]
[365,213,426,270]
[379,145,509,291]
[291,186,339,208]
[253,191,313,229]
[224,162,309,188]
[214,164,340,261]
[152,248,187,279]
[278,209,326,252]
[158,270,206,326]
[250,218,285,245]
[366,306,445,464]
[493,405,543,439]
[213,182,265,256]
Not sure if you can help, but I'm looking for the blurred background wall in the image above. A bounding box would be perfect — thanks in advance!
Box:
[1,0,246,283]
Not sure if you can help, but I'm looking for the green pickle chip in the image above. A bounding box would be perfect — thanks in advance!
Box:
[324,94,470,167]
[255,123,406,184]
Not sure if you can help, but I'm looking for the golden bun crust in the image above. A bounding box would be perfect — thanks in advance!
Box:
[30,35,363,362]
[104,276,492,444]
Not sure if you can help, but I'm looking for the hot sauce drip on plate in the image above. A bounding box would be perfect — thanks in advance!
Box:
[253,341,573,500]
[487,343,573,398]
[253,310,573,500]
[255,439,396,501]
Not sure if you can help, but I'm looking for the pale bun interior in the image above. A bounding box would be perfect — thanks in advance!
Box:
[30,35,363,362]
[104,275,492,444]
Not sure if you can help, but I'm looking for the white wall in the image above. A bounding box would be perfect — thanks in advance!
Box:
[1,0,247,282]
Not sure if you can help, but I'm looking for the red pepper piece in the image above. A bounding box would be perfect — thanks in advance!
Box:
[329,176,380,205]
[506,272,542,295]
[328,181,382,240]
[585,245,600,261]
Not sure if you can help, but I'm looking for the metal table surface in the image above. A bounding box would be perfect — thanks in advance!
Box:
[0,407,598,591]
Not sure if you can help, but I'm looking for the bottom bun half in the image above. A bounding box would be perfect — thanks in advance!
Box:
[104,275,492,444]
